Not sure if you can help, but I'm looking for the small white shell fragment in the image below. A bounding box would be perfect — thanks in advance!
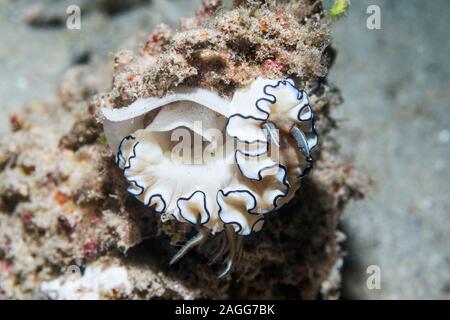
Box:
[40,264,132,300]
[102,77,317,236]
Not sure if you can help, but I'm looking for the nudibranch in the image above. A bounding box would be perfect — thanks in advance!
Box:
[102,77,317,277]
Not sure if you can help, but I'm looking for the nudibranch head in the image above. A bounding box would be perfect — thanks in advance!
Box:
[101,77,317,274]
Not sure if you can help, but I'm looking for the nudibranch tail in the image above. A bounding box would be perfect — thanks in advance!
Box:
[102,77,318,277]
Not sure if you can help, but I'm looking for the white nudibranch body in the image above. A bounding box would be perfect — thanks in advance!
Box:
[102,77,317,275]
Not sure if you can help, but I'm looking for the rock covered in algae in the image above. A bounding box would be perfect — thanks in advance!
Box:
[0,0,367,299]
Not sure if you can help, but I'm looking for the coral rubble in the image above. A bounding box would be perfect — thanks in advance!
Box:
[0,0,366,299]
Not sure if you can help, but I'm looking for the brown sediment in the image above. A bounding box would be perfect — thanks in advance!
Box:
[0,0,368,299]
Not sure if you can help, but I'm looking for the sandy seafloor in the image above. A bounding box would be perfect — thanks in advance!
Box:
[0,0,449,299]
